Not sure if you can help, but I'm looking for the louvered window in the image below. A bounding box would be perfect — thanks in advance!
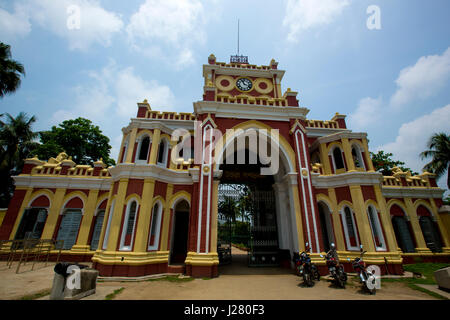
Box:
[56,209,82,250]
[90,210,105,251]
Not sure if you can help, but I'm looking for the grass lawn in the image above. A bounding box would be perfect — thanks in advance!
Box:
[382,263,449,300]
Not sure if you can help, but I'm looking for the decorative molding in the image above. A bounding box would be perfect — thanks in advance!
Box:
[311,171,383,188]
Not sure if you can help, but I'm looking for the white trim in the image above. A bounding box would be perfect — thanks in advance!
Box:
[148,201,163,251]
[108,164,195,185]
[205,126,213,254]
[119,198,139,251]
[367,205,387,251]
[381,187,444,199]
[299,129,320,253]
[102,199,115,250]
[294,130,312,251]
[311,171,383,188]
[171,196,191,210]
[340,206,360,251]
[194,101,309,122]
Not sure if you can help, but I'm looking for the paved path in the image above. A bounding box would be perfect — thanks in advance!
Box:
[0,249,439,300]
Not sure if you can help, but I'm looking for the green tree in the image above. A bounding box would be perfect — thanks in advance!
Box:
[420,132,450,189]
[0,43,25,97]
[370,150,418,176]
[33,117,115,166]
[0,112,38,206]
[218,196,239,224]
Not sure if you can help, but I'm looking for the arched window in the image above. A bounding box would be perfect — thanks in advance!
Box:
[157,139,168,166]
[136,136,150,162]
[90,207,106,251]
[56,197,84,250]
[15,195,49,242]
[390,204,415,253]
[148,202,163,250]
[417,205,443,253]
[367,205,386,250]
[351,145,365,169]
[120,200,139,250]
[102,199,115,250]
[341,206,359,250]
[120,137,129,163]
[332,147,345,171]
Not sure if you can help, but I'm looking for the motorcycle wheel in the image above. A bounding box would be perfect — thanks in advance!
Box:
[304,274,313,287]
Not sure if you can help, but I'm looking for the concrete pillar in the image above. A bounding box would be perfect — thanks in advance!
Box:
[149,129,161,165]
[106,179,128,251]
[125,127,138,163]
[341,138,356,172]
[349,185,375,252]
[404,197,430,253]
[72,189,99,251]
[373,185,399,252]
[327,188,346,251]
[41,188,66,240]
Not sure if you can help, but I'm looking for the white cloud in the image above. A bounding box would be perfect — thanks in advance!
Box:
[348,96,383,130]
[376,104,450,190]
[1,0,123,51]
[390,47,450,107]
[51,60,176,159]
[126,0,207,68]
[283,0,350,43]
[0,6,31,40]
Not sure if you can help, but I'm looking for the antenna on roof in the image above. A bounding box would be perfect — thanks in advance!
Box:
[237,19,240,55]
[231,19,248,64]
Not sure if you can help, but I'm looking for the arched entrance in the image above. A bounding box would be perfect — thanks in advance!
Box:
[215,125,300,271]
[15,195,49,241]
[317,201,335,253]
[170,200,190,264]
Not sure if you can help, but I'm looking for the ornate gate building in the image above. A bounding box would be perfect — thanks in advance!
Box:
[1,54,449,278]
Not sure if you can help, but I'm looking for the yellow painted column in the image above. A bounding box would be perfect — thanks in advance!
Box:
[9,187,33,240]
[373,185,399,252]
[404,197,429,253]
[328,188,346,251]
[160,184,174,251]
[125,127,138,163]
[361,138,375,172]
[72,189,99,251]
[149,129,161,165]
[341,138,356,172]
[210,180,219,253]
[96,186,114,251]
[319,143,332,175]
[133,179,156,252]
[106,179,129,251]
[291,184,305,252]
[429,198,450,249]
[349,185,375,252]
[40,188,66,240]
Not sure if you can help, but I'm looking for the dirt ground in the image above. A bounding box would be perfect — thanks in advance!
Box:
[0,248,439,300]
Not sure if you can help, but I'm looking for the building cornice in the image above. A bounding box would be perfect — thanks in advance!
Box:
[310,131,368,150]
[13,175,112,190]
[193,101,309,121]
[122,118,196,135]
[203,64,285,80]
[306,127,350,138]
[311,171,383,188]
[381,186,444,199]
[109,163,196,185]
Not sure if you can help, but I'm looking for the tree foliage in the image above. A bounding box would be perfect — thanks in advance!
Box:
[420,132,450,189]
[0,112,38,206]
[370,150,418,176]
[0,42,25,98]
[33,117,115,166]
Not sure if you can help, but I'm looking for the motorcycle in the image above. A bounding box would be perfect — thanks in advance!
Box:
[320,243,347,288]
[350,245,377,295]
[294,242,320,287]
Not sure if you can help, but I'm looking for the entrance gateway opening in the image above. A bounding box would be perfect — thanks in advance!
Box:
[216,131,298,273]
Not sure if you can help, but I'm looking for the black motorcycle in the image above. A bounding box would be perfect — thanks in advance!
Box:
[320,243,347,288]
[350,245,377,295]
[294,242,320,287]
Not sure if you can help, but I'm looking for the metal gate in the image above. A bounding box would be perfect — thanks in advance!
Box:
[217,183,279,267]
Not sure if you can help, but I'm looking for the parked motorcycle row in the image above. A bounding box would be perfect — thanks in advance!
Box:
[293,243,377,295]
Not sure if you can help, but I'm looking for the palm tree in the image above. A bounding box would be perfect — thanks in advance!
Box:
[0,42,25,97]
[0,113,38,206]
[420,132,450,189]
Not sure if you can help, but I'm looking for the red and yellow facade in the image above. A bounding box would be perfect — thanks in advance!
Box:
[1,54,449,277]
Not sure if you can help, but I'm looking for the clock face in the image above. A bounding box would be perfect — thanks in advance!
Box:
[236,78,253,91]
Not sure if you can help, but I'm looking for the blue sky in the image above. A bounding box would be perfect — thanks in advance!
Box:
[1,0,449,191]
